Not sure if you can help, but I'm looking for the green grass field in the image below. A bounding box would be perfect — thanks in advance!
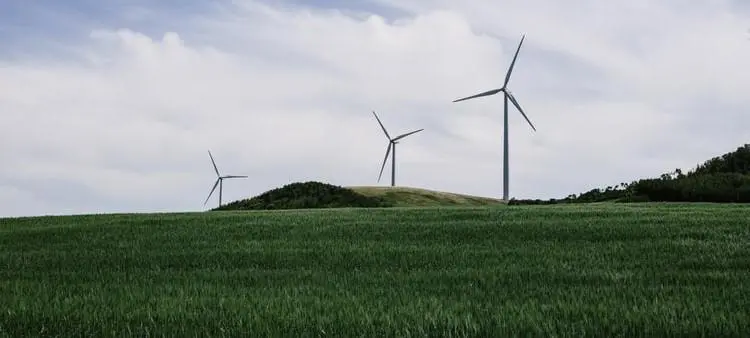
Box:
[1,203,749,336]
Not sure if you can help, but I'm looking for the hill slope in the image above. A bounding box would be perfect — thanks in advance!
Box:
[349,186,505,207]
[215,181,389,211]
[2,204,749,335]
[217,181,505,210]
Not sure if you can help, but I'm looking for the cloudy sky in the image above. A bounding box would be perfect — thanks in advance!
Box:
[1,0,749,217]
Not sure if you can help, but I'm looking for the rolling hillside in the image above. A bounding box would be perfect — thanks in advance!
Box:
[215,181,389,211]
[219,143,750,210]
[216,182,505,211]
[349,186,505,207]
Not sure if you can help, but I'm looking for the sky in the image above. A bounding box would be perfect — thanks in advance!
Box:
[1,0,749,217]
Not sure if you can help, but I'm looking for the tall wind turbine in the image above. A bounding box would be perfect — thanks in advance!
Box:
[204,150,248,208]
[372,111,424,187]
[452,34,536,202]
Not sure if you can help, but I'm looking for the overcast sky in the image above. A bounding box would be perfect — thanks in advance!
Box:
[1,0,749,217]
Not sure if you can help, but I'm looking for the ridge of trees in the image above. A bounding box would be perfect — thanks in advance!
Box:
[510,144,750,205]
[213,181,392,211]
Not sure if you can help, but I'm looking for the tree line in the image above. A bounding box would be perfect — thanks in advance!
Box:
[510,144,750,205]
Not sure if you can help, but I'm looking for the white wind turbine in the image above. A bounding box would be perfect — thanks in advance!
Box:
[452,34,536,202]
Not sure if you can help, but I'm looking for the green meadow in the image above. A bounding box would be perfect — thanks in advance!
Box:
[1,203,749,337]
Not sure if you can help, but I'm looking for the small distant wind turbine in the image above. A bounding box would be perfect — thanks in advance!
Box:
[372,111,424,187]
[204,150,247,208]
[452,34,536,202]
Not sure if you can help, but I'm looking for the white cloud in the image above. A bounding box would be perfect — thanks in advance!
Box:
[1,0,749,216]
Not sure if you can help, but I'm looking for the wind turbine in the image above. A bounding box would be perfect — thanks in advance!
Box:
[204,150,248,208]
[452,34,536,202]
[372,111,424,187]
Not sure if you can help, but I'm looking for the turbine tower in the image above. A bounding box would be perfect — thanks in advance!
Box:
[452,34,536,202]
[204,150,248,208]
[372,111,424,187]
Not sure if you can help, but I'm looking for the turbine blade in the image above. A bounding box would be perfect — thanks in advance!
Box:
[452,89,502,103]
[503,34,526,87]
[223,175,248,179]
[372,111,391,140]
[506,91,536,132]
[208,150,220,177]
[377,142,392,183]
[204,178,220,205]
[393,128,424,141]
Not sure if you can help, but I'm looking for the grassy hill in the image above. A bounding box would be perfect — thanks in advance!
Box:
[2,203,749,336]
[349,186,505,207]
[217,181,505,211]
[215,181,390,211]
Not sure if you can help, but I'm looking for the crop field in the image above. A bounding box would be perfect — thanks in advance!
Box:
[1,203,749,336]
